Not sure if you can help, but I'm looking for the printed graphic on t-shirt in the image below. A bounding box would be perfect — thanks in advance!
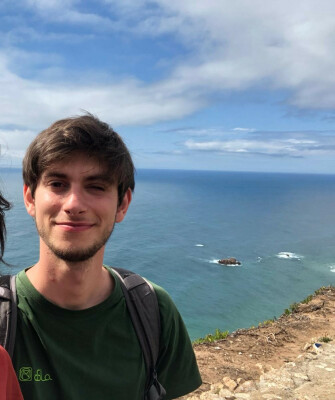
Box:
[19,367,53,382]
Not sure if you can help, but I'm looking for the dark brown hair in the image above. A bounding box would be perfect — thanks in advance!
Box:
[0,192,11,263]
[22,114,135,204]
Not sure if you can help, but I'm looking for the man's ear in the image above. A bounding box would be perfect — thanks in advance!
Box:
[23,185,36,217]
[115,188,132,223]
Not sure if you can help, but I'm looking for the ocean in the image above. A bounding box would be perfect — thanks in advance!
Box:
[1,168,335,340]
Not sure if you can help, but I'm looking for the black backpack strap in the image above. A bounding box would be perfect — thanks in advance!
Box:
[0,275,17,358]
[112,267,166,400]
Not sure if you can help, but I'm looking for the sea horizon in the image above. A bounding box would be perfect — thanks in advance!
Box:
[1,167,334,340]
[2,165,335,177]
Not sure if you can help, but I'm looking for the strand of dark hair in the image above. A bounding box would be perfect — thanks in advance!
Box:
[0,192,11,263]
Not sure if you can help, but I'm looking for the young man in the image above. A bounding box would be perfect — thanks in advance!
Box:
[13,114,201,399]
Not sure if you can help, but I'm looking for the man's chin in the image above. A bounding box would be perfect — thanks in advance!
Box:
[51,247,101,263]
[39,227,113,263]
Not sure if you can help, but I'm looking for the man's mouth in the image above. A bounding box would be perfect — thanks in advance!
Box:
[55,222,94,232]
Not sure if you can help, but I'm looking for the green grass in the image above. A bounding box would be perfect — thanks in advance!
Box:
[319,336,332,343]
[301,294,313,304]
[193,328,229,344]
[314,285,335,295]
[193,286,335,345]
[258,319,274,327]
[314,287,326,295]
[284,286,335,315]
[283,301,300,315]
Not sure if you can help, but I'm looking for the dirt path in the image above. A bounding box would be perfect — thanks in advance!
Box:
[180,286,335,399]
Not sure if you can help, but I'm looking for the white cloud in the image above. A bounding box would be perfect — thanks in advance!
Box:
[285,139,317,145]
[233,128,256,133]
[0,128,36,166]
[58,10,114,30]
[0,52,205,130]
[101,0,335,109]
[183,130,335,158]
[22,0,114,31]
[2,0,335,133]
[25,0,78,12]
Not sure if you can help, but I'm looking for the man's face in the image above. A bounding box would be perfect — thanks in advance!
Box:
[24,153,131,263]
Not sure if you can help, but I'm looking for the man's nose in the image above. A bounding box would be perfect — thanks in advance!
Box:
[63,188,87,215]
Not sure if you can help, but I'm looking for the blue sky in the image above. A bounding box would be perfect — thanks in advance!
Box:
[1,0,335,173]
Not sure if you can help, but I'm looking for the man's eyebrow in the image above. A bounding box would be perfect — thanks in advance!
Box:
[42,171,113,183]
[85,174,114,183]
[42,172,67,180]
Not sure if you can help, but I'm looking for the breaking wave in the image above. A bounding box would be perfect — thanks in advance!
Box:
[276,252,302,260]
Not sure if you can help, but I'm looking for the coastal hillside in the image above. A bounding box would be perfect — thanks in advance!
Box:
[180,286,335,399]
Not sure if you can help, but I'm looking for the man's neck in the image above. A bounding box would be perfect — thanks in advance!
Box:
[26,250,114,310]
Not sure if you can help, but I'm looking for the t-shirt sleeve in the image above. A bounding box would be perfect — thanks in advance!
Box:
[153,284,202,399]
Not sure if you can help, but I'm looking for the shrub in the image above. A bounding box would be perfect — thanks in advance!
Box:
[301,295,313,304]
[319,337,332,343]
[283,302,299,316]
[315,287,326,295]
[193,329,229,344]
[289,302,299,313]
[259,319,274,327]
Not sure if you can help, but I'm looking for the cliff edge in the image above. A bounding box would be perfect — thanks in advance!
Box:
[181,286,335,400]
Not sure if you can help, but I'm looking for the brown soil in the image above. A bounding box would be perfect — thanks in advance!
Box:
[180,286,335,398]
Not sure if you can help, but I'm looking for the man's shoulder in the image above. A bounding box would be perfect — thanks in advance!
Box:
[108,267,179,324]
[107,266,171,301]
[150,282,175,308]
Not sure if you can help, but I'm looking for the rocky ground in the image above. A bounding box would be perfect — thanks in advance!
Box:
[179,286,335,400]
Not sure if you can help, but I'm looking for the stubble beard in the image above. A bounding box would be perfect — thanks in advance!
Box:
[36,222,115,263]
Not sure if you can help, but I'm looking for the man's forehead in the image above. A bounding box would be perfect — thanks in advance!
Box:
[41,156,111,180]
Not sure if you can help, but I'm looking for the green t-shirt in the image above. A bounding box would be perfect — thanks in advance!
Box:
[13,268,201,400]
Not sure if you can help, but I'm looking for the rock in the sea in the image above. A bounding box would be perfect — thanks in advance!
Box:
[218,257,241,265]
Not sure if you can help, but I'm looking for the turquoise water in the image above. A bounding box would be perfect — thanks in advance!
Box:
[1,168,335,340]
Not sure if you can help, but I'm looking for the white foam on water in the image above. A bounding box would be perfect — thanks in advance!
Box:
[329,266,335,273]
[276,252,302,260]
[195,244,204,247]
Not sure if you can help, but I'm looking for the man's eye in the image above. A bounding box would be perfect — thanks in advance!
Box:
[50,181,65,188]
[89,185,105,191]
